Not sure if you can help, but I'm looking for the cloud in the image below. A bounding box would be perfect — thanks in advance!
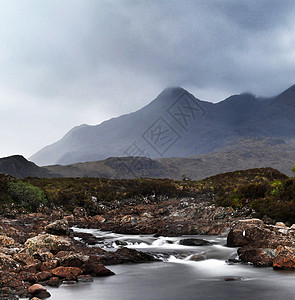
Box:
[1,0,295,157]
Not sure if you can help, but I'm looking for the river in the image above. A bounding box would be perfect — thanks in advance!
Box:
[47,229,295,300]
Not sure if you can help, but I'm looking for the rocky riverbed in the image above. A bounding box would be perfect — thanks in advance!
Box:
[1,195,295,299]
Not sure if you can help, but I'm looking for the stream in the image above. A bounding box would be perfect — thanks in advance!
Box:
[47,228,295,300]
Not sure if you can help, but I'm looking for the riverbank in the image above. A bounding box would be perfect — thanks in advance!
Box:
[1,209,295,299]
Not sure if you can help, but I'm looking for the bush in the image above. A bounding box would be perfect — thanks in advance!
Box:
[7,181,47,212]
[292,163,295,177]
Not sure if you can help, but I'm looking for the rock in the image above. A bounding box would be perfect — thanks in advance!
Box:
[238,247,275,267]
[80,255,115,276]
[18,271,37,283]
[179,238,213,246]
[77,275,93,282]
[33,250,54,262]
[0,236,15,248]
[224,276,242,281]
[40,260,58,272]
[73,207,87,218]
[46,276,61,287]
[238,218,264,226]
[73,232,99,245]
[227,229,248,247]
[275,222,287,228]
[25,233,72,253]
[13,251,41,267]
[28,283,46,295]
[50,266,82,280]
[57,251,89,268]
[273,246,295,270]
[0,253,18,271]
[115,247,157,263]
[45,219,69,236]
[91,263,115,277]
[33,290,51,299]
[35,271,52,282]
[0,271,22,288]
[22,261,41,273]
[189,254,206,261]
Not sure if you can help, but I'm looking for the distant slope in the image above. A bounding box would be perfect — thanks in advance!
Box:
[44,138,295,180]
[30,84,295,166]
[0,155,57,178]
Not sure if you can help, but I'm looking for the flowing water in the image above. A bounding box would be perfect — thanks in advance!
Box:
[47,229,295,300]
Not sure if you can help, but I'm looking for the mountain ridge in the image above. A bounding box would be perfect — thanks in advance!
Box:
[29,84,295,166]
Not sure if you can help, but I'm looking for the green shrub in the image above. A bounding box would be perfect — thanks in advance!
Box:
[292,163,295,177]
[7,181,47,212]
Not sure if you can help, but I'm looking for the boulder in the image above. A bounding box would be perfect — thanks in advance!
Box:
[57,251,89,268]
[0,253,18,271]
[238,247,275,267]
[50,266,83,280]
[0,271,22,288]
[28,283,46,295]
[82,255,115,276]
[25,233,72,253]
[45,219,69,236]
[115,247,157,263]
[227,229,248,247]
[40,260,58,272]
[179,238,213,246]
[275,222,287,228]
[73,207,87,218]
[18,271,37,283]
[273,246,295,270]
[46,276,61,287]
[0,236,15,248]
[35,271,52,282]
[91,263,115,277]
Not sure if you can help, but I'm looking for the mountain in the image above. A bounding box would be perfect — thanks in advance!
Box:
[30,85,295,166]
[0,155,57,178]
[44,138,295,180]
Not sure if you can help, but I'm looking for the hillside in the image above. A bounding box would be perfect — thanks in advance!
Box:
[44,138,295,179]
[30,85,295,166]
[0,155,57,178]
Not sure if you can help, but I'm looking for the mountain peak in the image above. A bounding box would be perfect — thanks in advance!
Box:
[276,84,295,105]
[159,86,188,97]
[278,84,295,96]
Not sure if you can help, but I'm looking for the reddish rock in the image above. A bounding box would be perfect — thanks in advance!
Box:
[238,247,275,267]
[0,235,15,248]
[0,271,22,288]
[227,229,248,247]
[36,271,52,282]
[273,246,295,270]
[51,266,82,280]
[28,283,46,295]
[19,271,37,283]
[22,262,41,273]
[91,263,115,277]
[40,259,58,271]
[0,253,18,271]
[46,276,61,287]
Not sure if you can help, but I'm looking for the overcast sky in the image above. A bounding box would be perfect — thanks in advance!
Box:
[1,0,295,158]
